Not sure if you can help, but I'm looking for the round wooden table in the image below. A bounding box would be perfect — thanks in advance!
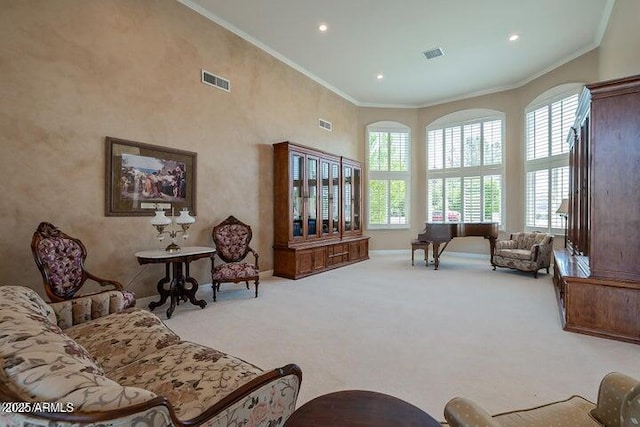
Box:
[284,390,441,427]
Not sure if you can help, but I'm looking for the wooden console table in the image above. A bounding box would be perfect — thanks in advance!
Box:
[284,390,441,427]
[135,246,214,319]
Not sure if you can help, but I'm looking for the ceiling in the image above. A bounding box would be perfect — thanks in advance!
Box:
[182,0,614,108]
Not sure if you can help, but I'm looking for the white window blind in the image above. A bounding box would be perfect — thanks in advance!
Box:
[427,116,504,225]
[524,92,578,231]
[367,125,410,228]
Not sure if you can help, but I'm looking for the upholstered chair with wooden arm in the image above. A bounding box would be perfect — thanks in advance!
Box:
[492,231,554,278]
[444,372,640,427]
[31,222,135,323]
[211,215,259,302]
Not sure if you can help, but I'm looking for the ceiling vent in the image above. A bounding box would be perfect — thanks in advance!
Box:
[319,119,332,131]
[201,69,230,92]
[423,47,444,60]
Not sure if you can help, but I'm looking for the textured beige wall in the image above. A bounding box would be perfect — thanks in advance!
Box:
[598,0,640,80]
[0,0,358,298]
[361,49,600,252]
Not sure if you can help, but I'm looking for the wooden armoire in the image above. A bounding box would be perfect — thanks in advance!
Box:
[553,74,640,344]
[273,141,369,279]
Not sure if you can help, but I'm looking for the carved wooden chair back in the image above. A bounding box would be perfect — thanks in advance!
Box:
[31,222,129,304]
[211,215,253,263]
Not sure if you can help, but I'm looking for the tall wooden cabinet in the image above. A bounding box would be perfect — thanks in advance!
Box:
[273,142,369,279]
[553,75,640,344]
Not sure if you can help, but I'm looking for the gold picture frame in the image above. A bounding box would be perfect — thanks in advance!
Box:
[105,136,197,216]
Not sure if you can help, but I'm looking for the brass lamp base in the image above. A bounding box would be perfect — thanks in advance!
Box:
[165,242,181,253]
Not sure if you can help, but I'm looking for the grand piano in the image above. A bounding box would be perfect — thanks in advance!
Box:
[417,222,499,270]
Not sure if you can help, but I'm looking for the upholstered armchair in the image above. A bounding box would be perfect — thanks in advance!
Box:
[444,372,640,427]
[492,231,554,278]
[31,222,135,317]
[211,215,259,302]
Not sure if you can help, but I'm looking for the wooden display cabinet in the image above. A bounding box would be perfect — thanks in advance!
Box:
[273,141,369,279]
[553,74,640,344]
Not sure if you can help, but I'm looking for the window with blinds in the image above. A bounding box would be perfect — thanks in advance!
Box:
[524,92,578,231]
[426,117,504,224]
[367,124,410,228]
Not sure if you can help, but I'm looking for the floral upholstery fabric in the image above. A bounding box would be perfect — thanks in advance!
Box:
[203,373,301,427]
[108,341,264,420]
[48,289,137,329]
[0,286,155,410]
[35,237,84,298]
[214,223,251,261]
[213,262,259,281]
[493,232,553,275]
[1,286,300,426]
[65,308,181,373]
[0,405,173,427]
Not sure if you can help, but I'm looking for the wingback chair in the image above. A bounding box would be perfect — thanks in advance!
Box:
[211,215,259,302]
[492,231,554,278]
[31,222,135,314]
[444,372,640,427]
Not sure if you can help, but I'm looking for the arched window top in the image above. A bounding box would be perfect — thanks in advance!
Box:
[366,120,410,132]
[526,82,584,112]
[427,108,505,130]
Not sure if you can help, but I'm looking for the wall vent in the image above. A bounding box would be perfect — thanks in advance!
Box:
[201,69,231,92]
[423,47,444,60]
[319,119,332,131]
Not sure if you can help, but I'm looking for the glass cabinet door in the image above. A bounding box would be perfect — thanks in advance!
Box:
[352,166,361,232]
[291,153,304,238]
[321,161,330,236]
[343,165,353,232]
[306,156,319,238]
[331,162,340,234]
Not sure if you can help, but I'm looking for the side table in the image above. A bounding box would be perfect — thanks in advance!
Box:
[135,246,215,319]
[284,390,441,427]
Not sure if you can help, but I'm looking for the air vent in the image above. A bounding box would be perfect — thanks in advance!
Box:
[201,69,230,92]
[423,47,444,60]
[319,119,332,131]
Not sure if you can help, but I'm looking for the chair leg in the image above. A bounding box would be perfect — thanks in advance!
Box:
[254,279,259,298]
[212,281,217,302]
[534,271,538,278]
[546,267,549,274]
[245,281,249,290]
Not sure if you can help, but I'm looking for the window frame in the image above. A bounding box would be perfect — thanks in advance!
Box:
[524,88,580,234]
[426,115,505,227]
[366,122,411,230]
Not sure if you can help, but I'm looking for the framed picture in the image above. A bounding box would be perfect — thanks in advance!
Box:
[105,136,197,216]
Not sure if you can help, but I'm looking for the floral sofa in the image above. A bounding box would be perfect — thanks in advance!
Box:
[0,285,302,426]
[492,231,554,278]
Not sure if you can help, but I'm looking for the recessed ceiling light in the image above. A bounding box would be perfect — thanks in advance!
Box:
[509,34,519,42]
[318,23,328,32]
[377,73,384,80]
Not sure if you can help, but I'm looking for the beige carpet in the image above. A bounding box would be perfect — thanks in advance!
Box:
[150,251,640,421]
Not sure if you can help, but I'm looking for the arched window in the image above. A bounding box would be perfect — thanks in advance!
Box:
[426,110,504,225]
[366,121,410,229]
[524,83,582,232]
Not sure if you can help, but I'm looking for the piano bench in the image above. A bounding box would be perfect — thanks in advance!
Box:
[411,240,430,266]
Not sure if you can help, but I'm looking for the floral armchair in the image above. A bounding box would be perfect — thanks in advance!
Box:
[492,231,554,278]
[31,222,135,314]
[211,216,259,302]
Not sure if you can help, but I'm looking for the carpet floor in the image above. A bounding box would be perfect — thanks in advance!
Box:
[149,251,640,421]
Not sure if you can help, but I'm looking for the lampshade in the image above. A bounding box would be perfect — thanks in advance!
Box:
[150,209,172,226]
[176,208,195,225]
[556,199,569,215]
